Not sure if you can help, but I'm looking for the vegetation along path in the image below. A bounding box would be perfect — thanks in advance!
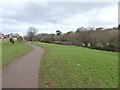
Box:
[2,43,44,88]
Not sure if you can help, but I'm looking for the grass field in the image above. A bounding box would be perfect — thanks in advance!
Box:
[33,42,118,88]
[2,42,32,68]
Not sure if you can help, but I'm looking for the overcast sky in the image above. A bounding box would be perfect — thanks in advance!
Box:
[0,0,118,36]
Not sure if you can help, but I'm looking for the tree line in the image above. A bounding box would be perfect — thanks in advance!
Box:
[25,26,120,52]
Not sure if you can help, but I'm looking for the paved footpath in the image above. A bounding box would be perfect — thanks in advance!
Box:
[2,44,44,88]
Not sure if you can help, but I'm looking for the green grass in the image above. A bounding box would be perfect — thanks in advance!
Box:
[2,42,32,68]
[33,42,118,88]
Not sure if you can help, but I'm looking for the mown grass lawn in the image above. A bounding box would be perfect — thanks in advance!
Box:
[2,42,32,68]
[33,42,118,88]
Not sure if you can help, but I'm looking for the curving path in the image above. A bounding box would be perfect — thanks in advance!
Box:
[2,43,44,88]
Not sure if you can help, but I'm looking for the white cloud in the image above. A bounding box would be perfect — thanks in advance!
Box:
[62,4,117,27]
[90,4,118,26]
[0,1,118,35]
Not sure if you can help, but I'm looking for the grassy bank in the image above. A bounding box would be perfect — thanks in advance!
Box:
[2,42,32,68]
[33,42,118,88]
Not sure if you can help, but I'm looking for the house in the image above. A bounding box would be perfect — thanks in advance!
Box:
[0,33,4,39]
[0,33,23,43]
[7,33,18,42]
[0,33,18,43]
[0,33,6,43]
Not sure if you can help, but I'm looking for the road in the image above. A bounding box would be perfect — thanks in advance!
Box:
[2,44,44,88]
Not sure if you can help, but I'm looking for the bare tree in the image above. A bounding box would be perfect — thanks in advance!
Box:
[27,27,38,41]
